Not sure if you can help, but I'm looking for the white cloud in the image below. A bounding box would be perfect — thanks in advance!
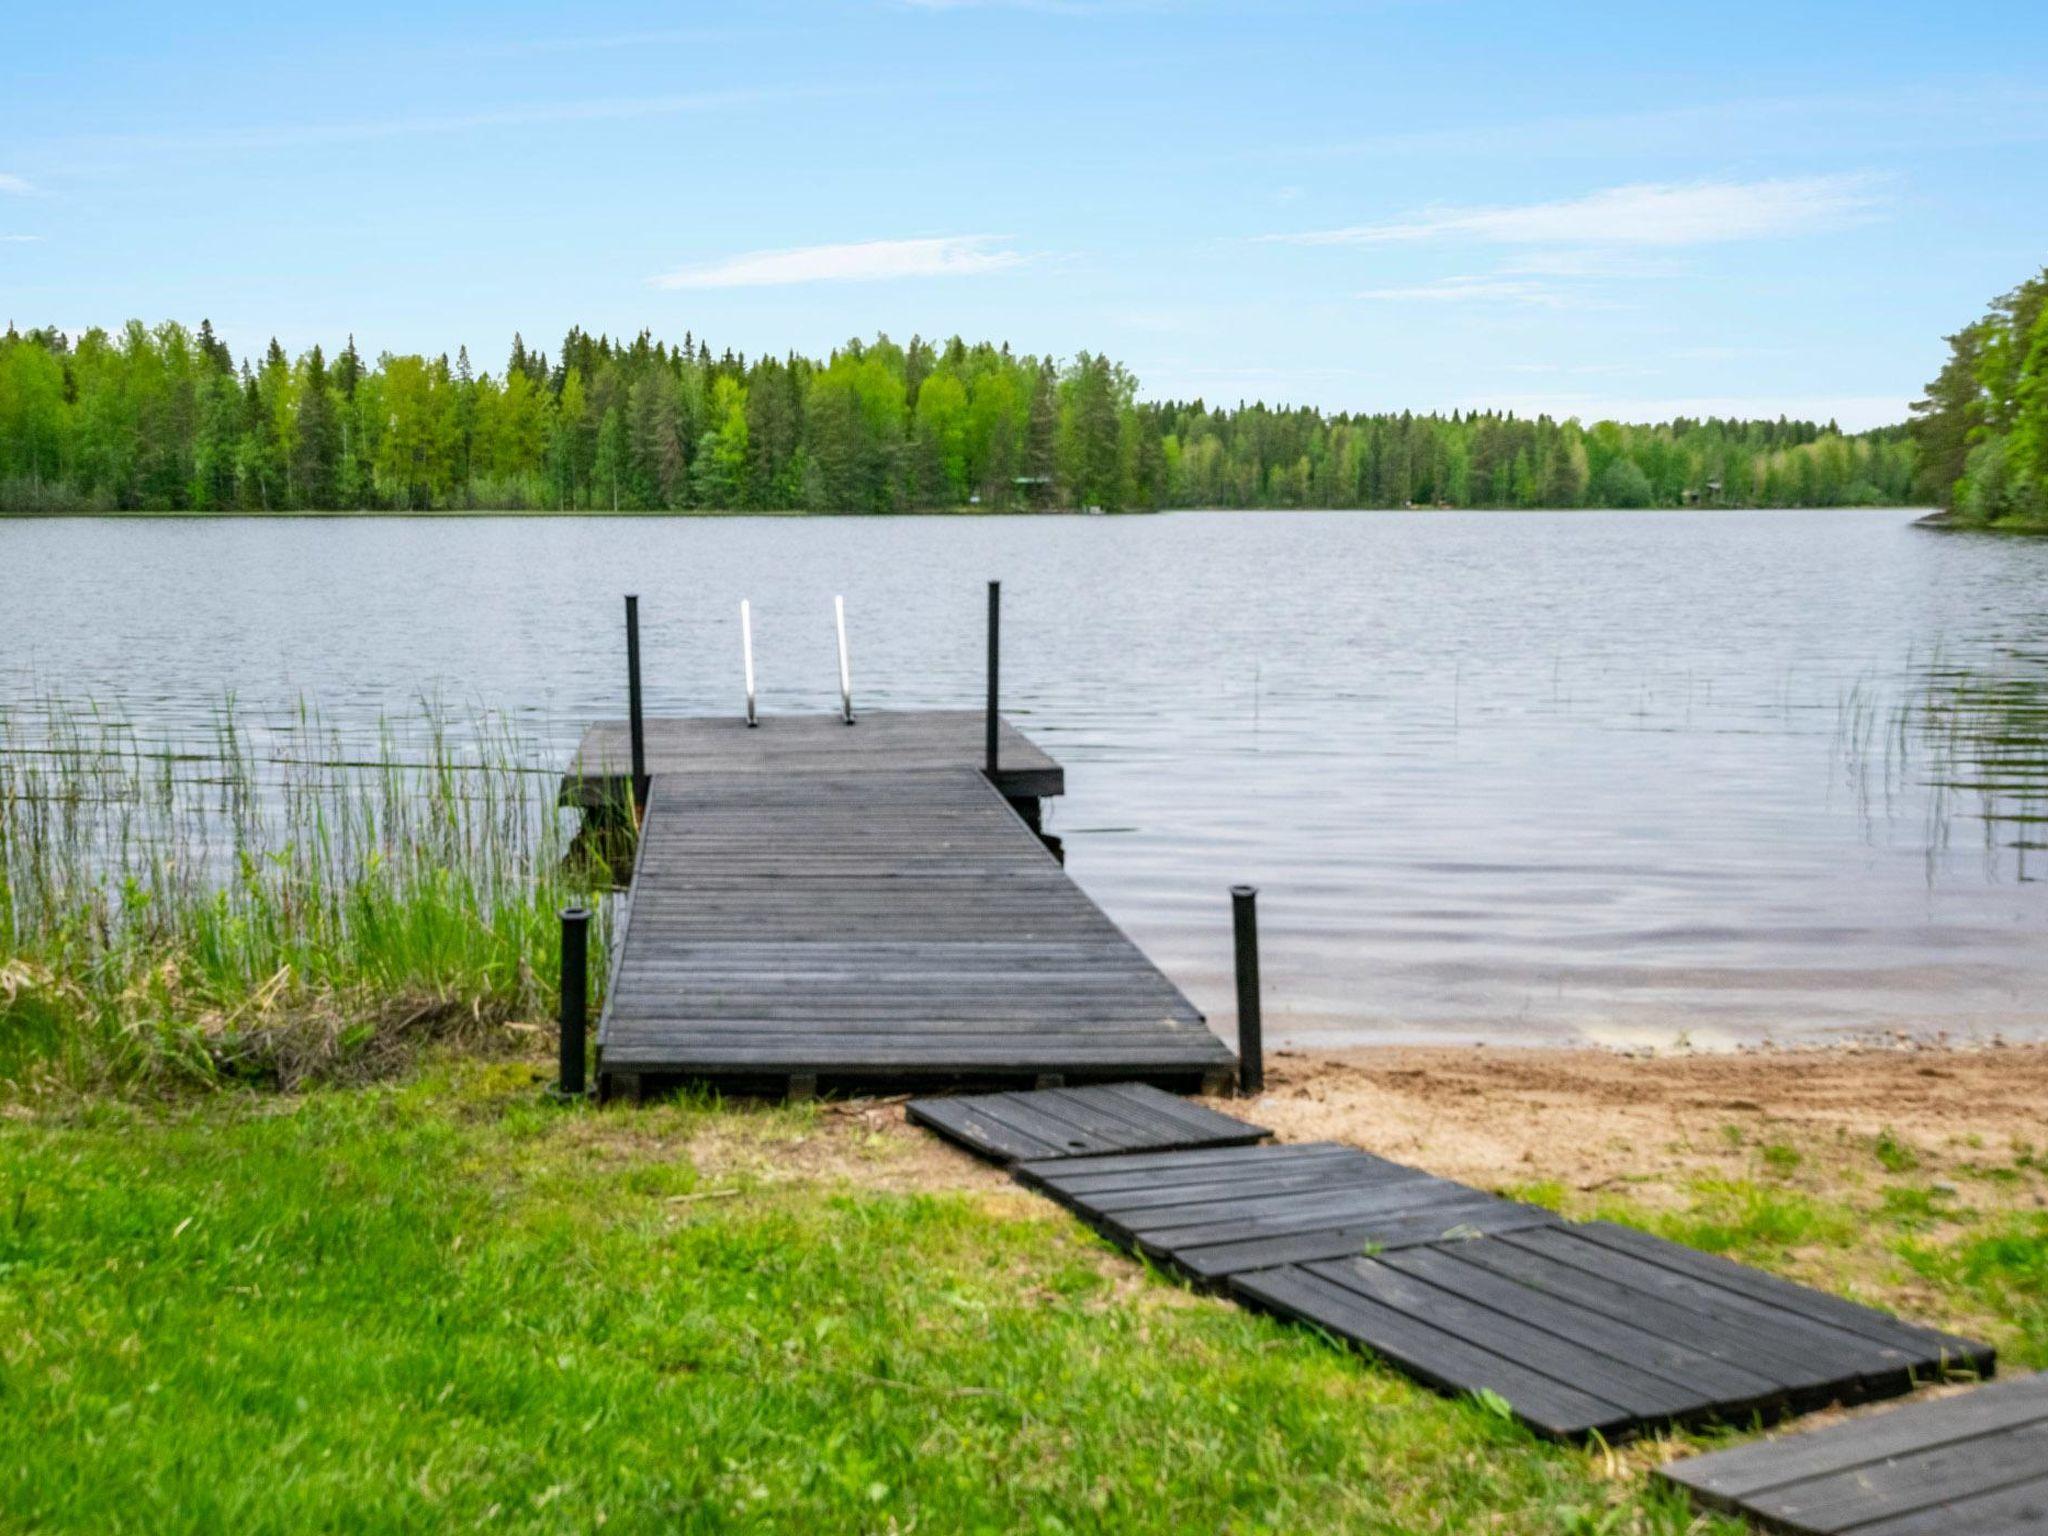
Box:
[0,234,43,243]
[0,173,35,195]
[651,235,1027,289]
[1268,175,1886,249]
[1356,276,1574,307]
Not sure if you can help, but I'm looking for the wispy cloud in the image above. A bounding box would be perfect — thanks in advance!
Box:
[1355,276,1574,306]
[1280,86,2048,164]
[73,89,811,153]
[0,234,43,243]
[651,235,1028,289]
[1268,175,1887,249]
[0,173,36,195]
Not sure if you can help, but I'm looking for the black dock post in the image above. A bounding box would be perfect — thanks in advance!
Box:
[985,580,1000,780]
[1231,885,1263,1095]
[624,594,648,814]
[555,906,591,1099]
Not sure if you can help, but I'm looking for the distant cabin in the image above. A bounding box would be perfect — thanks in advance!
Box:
[1013,474,1055,510]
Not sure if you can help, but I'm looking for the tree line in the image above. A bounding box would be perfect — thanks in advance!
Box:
[1909,266,2048,529]
[0,320,1917,514]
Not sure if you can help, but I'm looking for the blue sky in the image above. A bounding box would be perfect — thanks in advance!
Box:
[3,0,2045,429]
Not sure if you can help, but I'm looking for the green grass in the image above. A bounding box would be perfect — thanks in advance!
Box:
[0,1061,1735,1535]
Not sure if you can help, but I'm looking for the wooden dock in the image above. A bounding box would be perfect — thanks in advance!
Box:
[571,712,1235,1098]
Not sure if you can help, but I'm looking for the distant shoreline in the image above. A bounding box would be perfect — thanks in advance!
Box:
[0,503,1936,521]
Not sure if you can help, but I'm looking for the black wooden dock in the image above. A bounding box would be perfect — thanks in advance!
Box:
[571,712,1235,1098]
[908,1085,1994,1444]
[1659,1370,2048,1532]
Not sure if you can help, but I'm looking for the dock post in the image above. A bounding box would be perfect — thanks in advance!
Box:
[555,906,591,1100]
[985,580,1000,779]
[624,595,648,814]
[1231,885,1264,1095]
[740,599,758,727]
[835,595,855,725]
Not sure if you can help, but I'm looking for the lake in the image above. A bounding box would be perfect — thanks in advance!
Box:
[4,507,2045,1050]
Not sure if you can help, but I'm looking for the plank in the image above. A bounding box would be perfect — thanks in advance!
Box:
[1571,1221,1992,1372]
[1018,1141,1560,1285]
[1746,1418,2048,1531]
[1498,1228,1924,1392]
[1664,1372,2047,1504]
[1380,1244,1782,1410]
[1855,1473,2048,1536]
[1230,1262,1638,1440]
[1658,1373,2046,1532]
[908,1083,1269,1164]
[1231,1229,1994,1443]
[1173,1200,1559,1282]
[1300,1255,1713,1420]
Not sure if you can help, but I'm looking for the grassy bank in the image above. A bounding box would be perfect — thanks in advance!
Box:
[4,1050,2042,1533]
[0,697,609,1093]
[0,1059,1729,1535]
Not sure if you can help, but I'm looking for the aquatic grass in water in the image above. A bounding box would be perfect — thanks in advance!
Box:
[1836,645,2048,883]
[0,695,611,1090]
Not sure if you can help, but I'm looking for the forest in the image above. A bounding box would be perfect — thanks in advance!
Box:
[1909,266,2048,529]
[0,319,1918,514]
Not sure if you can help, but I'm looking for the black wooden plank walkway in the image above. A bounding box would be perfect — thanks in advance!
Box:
[1231,1224,1991,1441]
[910,1085,1994,1444]
[1017,1142,1564,1285]
[1658,1370,2048,1532]
[908,1082,1268,1161]
[589,716,1234,1097]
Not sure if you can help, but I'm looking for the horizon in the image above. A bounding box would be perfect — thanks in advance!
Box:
[6,2,2046,434]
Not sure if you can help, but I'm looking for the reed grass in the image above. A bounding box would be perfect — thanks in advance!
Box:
[0,695,611,1092]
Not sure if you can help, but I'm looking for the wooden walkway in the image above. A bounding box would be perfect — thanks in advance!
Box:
[910,1082,1267,1161]
[908,1085,1994,1444]
[1659,1371,2048,1533]
[579,715,1234,1097]
[1019,1143,1563,1285]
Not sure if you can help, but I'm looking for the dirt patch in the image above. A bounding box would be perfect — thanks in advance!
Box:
[634,1042,2048,1215]
[1238,1042,2048,1209]
[692,1096,1021,1200]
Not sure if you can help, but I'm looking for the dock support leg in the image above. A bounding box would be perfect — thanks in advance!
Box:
[1232,884,1264,1096]
[624,595,649,815]
[552,906,590,1100]
[985,580,1000,780]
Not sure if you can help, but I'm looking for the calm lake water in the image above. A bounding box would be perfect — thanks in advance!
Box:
[5,507,2046,1049]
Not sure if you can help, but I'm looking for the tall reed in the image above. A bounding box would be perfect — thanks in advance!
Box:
[0,695,611,1091]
